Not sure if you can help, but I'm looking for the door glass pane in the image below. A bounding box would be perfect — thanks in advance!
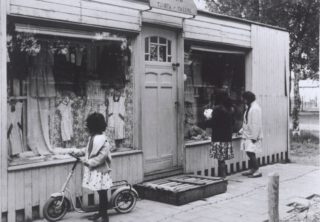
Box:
[150,44,158,61]
[159,45,166,62]
[159,37,166,44]
[150,36,158,43]
[168,40,171,56]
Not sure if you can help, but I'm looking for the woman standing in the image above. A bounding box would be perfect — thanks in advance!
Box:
[240,91,263,178]
[204,91,234,178]
[72,112,112,222]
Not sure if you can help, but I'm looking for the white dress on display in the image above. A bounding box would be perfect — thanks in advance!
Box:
[7,102,24,156]
[107,95,126,140]
[57,101,74,142]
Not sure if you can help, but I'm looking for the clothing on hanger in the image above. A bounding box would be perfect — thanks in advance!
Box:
[107,95,126,140]
[57,99,74,142]
[7,101,24,156]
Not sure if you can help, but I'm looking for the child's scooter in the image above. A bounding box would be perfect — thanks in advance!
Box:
[43,154,138,222]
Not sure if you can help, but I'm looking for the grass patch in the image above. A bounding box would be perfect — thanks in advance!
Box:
[291,130,319,144]
[290,130,319,166]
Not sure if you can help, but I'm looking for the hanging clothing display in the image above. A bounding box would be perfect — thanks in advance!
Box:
[85,80,107,119]
[7,101,24,156]
[27,43,55,155]
[29,42,56,98]
[27,96,54,155]
[107,95,126,140]
[57,100,74,142]
[97,44,125,88]
[86,80,105,101]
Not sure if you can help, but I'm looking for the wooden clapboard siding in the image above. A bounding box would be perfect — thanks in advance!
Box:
[38,168,47,218]
[9,0,141,31]
[142,11,183,28]
[251,25,288,96]
[184,15,251,47]
[2,152,143,219]
[0,0,7,216]
[24,171,33,221]
[7,174,16,221]
[31,169,40,207]
[250,25,289,157]
[257,96,288,156]
[185,137,285,176]
[185,142,216,175]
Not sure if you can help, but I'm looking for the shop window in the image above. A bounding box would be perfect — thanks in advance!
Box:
[184,46,246,142]
[145,36,172,62]
[7,26,134,165]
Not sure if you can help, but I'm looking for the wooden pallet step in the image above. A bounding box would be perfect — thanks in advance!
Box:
[134,174,227,205]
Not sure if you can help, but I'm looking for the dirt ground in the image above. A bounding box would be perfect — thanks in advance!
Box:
[286,113,320,221]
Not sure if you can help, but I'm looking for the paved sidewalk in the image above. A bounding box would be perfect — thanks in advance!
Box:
[36,163,320,222]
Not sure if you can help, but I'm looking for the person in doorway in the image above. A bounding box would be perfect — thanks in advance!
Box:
[240,91,263,178]
[71,113,112,222]
[204,91,234,178]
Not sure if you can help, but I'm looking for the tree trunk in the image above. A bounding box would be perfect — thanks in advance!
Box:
[292,71,301,132]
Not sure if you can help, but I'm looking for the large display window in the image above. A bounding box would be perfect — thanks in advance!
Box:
[7,24,134,165]
[184,44,246,142]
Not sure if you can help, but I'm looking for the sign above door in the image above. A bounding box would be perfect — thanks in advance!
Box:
[149,0,197,16]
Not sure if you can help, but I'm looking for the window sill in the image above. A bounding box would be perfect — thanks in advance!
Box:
[185,135,242,147]
[8,149,142,172]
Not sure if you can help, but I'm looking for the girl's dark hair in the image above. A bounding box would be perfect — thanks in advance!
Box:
[242,91,256,104]
[215,91,232,110]
[86,112,107,135]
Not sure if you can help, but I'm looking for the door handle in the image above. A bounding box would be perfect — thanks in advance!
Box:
[172,63,180,70]
[175,101,180,107]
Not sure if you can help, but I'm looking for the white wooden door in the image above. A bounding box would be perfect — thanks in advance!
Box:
[142,26,178,174]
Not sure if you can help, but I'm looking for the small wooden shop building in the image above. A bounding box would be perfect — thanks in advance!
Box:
[0,0,289,221]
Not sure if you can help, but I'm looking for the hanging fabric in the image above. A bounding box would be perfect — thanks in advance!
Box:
[85,80,107,120]
[107,95,126,140]
[27,96,54,155]
[7,101,24,156]
[29,41,56,98]
[57,98,74,142]
[27,42,56,155]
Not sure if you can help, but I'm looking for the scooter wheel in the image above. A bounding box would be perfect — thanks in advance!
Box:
[113,190,137,213]
[43,197,68,221]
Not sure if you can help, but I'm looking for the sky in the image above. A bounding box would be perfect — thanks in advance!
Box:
[194,0,207,10]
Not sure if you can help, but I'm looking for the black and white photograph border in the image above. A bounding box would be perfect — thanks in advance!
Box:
[0,0,319,221]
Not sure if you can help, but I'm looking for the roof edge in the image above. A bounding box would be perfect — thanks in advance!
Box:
[198,10,288,32]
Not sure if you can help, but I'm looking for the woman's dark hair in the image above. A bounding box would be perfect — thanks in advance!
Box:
[86,112,107,135]
[242,91,256,104]
[214,91,232,111]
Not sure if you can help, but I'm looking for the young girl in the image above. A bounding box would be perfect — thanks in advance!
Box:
[72,112,112,222]
[204,91,234,178]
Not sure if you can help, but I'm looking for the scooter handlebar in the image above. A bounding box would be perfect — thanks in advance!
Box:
[69,153,81,161]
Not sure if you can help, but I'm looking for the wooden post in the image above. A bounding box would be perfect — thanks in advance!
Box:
[268,172,279,222]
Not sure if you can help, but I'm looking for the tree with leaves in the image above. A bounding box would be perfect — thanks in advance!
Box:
[204,0,319,131]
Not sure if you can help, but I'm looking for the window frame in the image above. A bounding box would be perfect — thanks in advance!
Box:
[6,24,136,167]
[144,36,172,63]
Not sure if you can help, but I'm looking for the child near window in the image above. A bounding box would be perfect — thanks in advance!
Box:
[71,112,112,222]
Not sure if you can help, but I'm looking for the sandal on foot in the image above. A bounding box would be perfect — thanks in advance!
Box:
[248,172,262,178]
[242,170,254,176]
[88,213,102,221]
